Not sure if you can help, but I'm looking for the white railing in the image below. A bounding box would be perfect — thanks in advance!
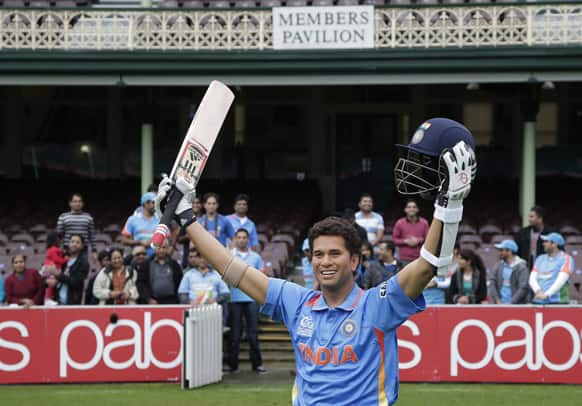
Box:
[182,304,223,389]
[0,4,581,51]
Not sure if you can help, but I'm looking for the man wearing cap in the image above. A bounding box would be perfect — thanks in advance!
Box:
[488,240,530,304]
[121,192,160,256]
[529,233,573,304]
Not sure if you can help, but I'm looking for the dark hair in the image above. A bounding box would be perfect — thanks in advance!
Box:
[147,183,157,193]
[405,199,418,208]
[359,193,373,202]
[308,216,361,257]
[97,250,111,262]
[202,192,219,204]
[69,234,84,246]
[235,228,249,237]
[234,194,249,204]
[69,193,83,202]
[361,241,374,259]
[12,254,26,264]
[379,241,395,253]
[341,208,355,220]
[459,249,486,275]
[46,231,60,249]
[530,205,545,219]
[109,247,124,258]
[188,247,200,255]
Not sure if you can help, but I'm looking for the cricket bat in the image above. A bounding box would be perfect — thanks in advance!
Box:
[151,81,235,248]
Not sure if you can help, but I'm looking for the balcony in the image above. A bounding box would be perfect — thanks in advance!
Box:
[0,3,581,51]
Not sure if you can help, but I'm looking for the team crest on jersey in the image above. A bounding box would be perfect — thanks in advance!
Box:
[298,315,314,337]
[379,281,388,298]
[340,319,358,338]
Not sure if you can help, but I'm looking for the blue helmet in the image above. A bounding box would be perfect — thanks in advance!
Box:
[394,118,476,199]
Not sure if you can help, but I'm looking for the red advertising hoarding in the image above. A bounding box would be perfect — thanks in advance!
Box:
[1,305,581,384]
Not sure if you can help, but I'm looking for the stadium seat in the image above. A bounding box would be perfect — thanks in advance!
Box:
[416,0,438,4]
[182,0,205,7]
[5,224,24,234]
[259,0,282,6]
[236,0,257,7]
[490,234,514,244]
[337,0,359,4]
[566,235,582,245]
[459,234,482,248]
[36,234,48,243]
[363,0,385,5]
[11,233,35,246]
[560,225,580,236]
[569,268,582,304]
[312,0,333,6]
[1,0,26,6]
[29,224,48,235]
[286,0,307,6]
[0,234,8,246]
[95,233,113,245]
[272,234,295,251]
[159,0,179,7]
[53,0,77,7]
[458,224,477,235]
[477,245,500,275]
[208,0,231,8]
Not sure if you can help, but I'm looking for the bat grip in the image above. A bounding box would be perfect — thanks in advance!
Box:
[151,188,184,249]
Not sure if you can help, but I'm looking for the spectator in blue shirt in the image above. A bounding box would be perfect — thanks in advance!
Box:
[488,240,530,304]
[122,192,159,256]
[529,233,573,304]
[0,272,5,304]
[225,228,267,374]
[178,248,229,305]
[197,192,235,247]
[228,194,259,250]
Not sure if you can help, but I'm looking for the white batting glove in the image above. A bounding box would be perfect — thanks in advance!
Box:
[174,176,196,220]
[155,174,172,219]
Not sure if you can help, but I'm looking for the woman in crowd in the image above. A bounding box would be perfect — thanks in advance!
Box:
[4,255,44,307]
[93,247,139,305]
[447,248,487,304]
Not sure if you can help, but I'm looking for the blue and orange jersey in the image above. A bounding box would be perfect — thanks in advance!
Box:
[261,276,425,406]
[532,251,573,304]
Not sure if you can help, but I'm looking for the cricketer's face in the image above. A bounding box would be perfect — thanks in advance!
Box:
[311,235,358,292]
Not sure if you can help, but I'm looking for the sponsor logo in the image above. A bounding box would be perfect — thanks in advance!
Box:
[411,129,424,144]
[379,281,388,298]
[298,315,314,338]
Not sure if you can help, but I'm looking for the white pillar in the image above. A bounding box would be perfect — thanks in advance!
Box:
[141,123,153,194]
[521,121,536,227]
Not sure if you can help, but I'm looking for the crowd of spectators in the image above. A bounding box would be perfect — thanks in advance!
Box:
[342,196,574,305]
[0,190,576,374]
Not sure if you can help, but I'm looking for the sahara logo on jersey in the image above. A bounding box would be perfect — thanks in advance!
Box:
[298,315,314,338]
[298,343,359,366]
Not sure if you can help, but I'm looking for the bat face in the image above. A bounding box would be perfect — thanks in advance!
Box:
[175,139,209,185]
[170,80,235,186]
[151,80,234,249]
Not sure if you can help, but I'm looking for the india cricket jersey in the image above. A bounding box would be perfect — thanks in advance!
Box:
[532,251,573,304]
[261,276,425,406]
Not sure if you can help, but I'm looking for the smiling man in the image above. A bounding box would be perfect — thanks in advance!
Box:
[156,118,477,405]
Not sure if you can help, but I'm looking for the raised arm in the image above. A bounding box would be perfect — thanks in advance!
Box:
[397,141,476,299]
[184,222,269,304]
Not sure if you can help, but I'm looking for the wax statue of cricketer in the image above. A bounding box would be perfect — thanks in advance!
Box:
[154,117,477,406]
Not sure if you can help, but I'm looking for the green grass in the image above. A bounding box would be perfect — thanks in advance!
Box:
[1,382,582,406]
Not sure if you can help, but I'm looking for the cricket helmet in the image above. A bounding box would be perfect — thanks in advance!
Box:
[394,118,476,199]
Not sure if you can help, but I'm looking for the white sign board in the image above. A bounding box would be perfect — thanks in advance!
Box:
[272,6,375,50]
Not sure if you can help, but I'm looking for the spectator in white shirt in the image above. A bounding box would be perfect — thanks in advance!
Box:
[355,193,384,247]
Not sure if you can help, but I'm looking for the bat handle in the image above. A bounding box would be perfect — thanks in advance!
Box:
[151,188,184,249]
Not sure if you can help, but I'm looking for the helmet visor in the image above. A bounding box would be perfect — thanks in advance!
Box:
[394,145,445,198]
